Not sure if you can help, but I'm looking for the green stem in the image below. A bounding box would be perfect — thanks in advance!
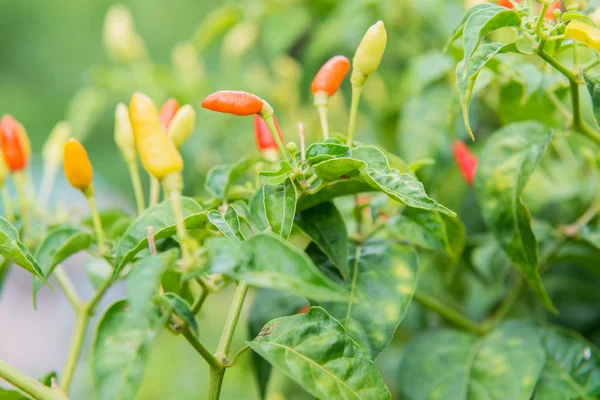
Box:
[1,184,14,221]
[36,162,59,212]
[263,116,288,161]
[168,189,193,268]
[181,327,221,370]
[127,161,145,215]
[191,281,209,315]
[0,360,66,400]
[534,3,549,35]
[150,176,160,207]
[482,278,524,332]
[53,266,82,311]
[316,105,330,140]
[13,171,29,236]
[347,84,363,146]
[85,191,106,254]
[413,291,485,335]
[208,367,225,400]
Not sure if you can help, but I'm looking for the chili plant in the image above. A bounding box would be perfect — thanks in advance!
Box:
[1,1,600,399]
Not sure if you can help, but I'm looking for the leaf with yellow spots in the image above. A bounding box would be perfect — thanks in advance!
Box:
[310,239,418,357]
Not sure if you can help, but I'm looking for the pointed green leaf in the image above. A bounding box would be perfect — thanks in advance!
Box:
[92,300,166,400]
[295,202,349,278]
[306,142,351,165]
[250,188,269,232]
[297,179,374,212]
[457,42,518,139]
[208,206,245,242]
[153,292,198,335]
[258,161,293,186]
[233,233,347,302]
[475,122,556,312]
[263,178,297,239]
[113,197,206,276]
[205,156,260,199]
[0,217,46,282]
[446,3,498,50]
[314,240,418,357]
[399,321,546,400]
[583,71,600,128]
[248,307,391,400]
[33,225,93,307]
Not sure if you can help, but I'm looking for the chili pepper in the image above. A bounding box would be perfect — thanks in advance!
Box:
[451,140,477,186]
[160,98,180,131]
[0,115,28,172]
[351,21,387,85]
[565,20,600,51]
[168,105,196,147]
[545,0,561,20]
[497,0,519,8]
[129,92,184,180]
[311,56,350,96]
[201,90,265,116]
[63,138,93,192]
[254,114,283,161]
[103,4,147,63]
[115,103,137,164]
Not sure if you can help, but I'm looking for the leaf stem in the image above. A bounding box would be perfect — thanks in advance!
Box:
[127,161,145,215]
[413,291,485,335]
[316,105,330,140]
[53,266,82,311]
[263,116,288,162]
[347,84,363,146]
[191,281,209,315]
[181,326,221,369]
[13,171,29,237]
[85,190,106,255]
[36,163,59,212]
[168,189,194,269]
[150,177,160,207]
[0,360,66,400]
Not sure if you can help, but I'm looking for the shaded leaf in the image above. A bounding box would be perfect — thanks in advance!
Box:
[263,178,297,238]
[205,236,240,274]
[0,217,46,282]
[208,206,245,242]
[248,307,391,400]
[258,161,293,186]
[446,3,498,50]
[205,156,260,199]
[249,188,269,232]
[306,143,350,165]
[297,179,374,212]
[583,70,600,128]
[153,292,198,335]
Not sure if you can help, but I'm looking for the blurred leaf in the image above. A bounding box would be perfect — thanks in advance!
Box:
[398,321,545,400]
[204,236,240,274]
[0,217,46,282]
[405,51,454,95]
[446,3,497,49]
[191,5,243,52]
[263,178,297,239]
[314,240,419,358]
[247,289,307,399]
[114,198,205,276]
[248,307,391,400]
[457,42,518,139]
[92,300,166,400]
[205,156,260,200]
[231,233,347,302]
[208,206,245,242]
[250,188,269,232]
[295,202,348,278]
[297,179,374,211]
[583,71,600,128]
[153,292,198,335]
[33,225,93,307]
[470,237,511,284]
[475,122,556,312]
[86,258,113,290]
[533,326,600,399]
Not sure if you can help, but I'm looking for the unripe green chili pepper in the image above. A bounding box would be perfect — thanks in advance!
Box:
[168,105,196,148]
[565,20,600,51]
[129,92,184,181]
[351,21,387,86]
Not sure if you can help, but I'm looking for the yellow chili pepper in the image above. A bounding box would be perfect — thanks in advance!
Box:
[63,138,93,193]
[168,104,196,147]
[114,103,136,164]
[129,92,184,181]
[565,20,600,52]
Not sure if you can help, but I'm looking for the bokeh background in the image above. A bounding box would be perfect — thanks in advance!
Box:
[3,0,600,399]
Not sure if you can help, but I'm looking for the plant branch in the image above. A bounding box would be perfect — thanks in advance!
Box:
[181,326,221,370]
[0,360,67,400]
[53,266,82,311]
[413,291,485,335]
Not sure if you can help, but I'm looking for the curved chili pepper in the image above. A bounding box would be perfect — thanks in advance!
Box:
[254,114,283,161]
[159,98,180,131]
[201,90,264,116]
[0,115,28,172]
[63,138,93,191]
[311,56,351,96]
[451,140,477,186]
[129,92,184,180]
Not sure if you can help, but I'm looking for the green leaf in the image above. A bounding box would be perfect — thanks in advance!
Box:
[475,122,556,312]
[263,178,297,239]
[457,42,518,139]
[306,142,350,165]
[533,326,600,399]
[399,321,546,400]
[92,300,166,400]
[205,156,260,199]
[86,258,113,290]
[389,208,465,263]
[233,233,348,302]
[153,292,198,335]
[314,240,418,358]
[33,225,93,307]
[126,251,178,320]
[313,146,455,216]
[248,307,391,400]
[250,188,269,232]
[258,161,293,186]
[0,371,57,399]
[205,236,240,274]
[446,3,498,50]
[208,206,245,242]
[462,5,521,67]
[0,217,46,282]
[295,202,349,278]
[81,208,129,232]
[247,289,308,399]
[297,179,374,212]
[113,197,205,277]
[583,71,600,128]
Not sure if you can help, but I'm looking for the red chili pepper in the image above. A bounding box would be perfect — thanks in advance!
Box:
[254,114,283,153]
[311,55,350,96]
[498,0,519,8]
[201,91,264,116]
[0,115,27,171]
[545,0,561,20]
[451,140,477,186]
[298,305,310,314]
[159,98,180,131]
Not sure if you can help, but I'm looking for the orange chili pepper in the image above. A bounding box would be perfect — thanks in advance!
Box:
[311,55,350,96]
[545,0,561,20]
[451,139,477,186]
[63,138,93,192]
[254,114,283,152]
[498,0,519,8]
[201,90,264,116]
[0,115,28,172]
[159,98,180,131]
